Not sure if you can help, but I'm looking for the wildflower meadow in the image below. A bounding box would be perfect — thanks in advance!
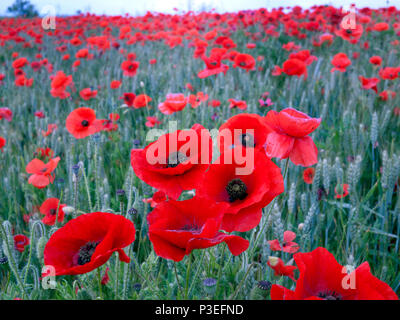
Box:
[0,3,400,302]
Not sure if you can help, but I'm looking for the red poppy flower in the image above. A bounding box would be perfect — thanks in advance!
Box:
[75,48,89,59]
[145,116,161,128]
[158,93,187,115]
[358,76,379,93]
[197,54,229,79]
[12,57,28,69]
[65,107,104,139]
[79,88,98,100]
[282,42,300,51]
[227,99,247,110]
[379,90,396,101]
[264,108,321,166]
[110,80,121,89]
[218,113,272,152]
[35,147,54,160]
[15,75,33,87]
[50,71,73,99]
[268,230,299,253]
[335,24,363,43]
[131,124,212,200]
[0,108,13,121]
[331,53,351,73]
[147,197,249,262]
[271,247,398,300]
[303,167,315,184]
[233,53,256,72]
[101,267,110,285]
[43,212,135,276]
[335,183,349,198]
[188,92,208,108]
[34,111,45,118]
[0,136,6,152]
[41,123,57,137]
[209,99,221,108]
[121,92,136,107]
[288,50,317,66]
[133,94,152,108]
[369,56,382,66]
[121,60,139,77]
[281,58,308,79]
[373,22,389,32]
[102,113,120,132]
[40,198,66,226]
[379,67,400,80]
[14,235,30,253]
[26,157,60,189]
[267,256,297,281]
[143,190,167,208]
[197,148,284,232]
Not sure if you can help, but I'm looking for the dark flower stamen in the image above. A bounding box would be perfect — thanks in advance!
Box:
[49,209,57,216]
[81,120,89,127]
[77,241,99,266]
[166,151,187,168]
[257,280,272,291]
[181,223,200,233]
[317,290,342,300]
[226,178,248,202]
[240,133,255,148]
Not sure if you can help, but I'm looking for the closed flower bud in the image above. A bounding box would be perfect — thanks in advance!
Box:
[203,277,217,295]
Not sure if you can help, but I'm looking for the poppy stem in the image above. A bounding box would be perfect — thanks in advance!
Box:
[114,254,119,299]
[215,243,226,298]
[187,250,206,297]
[251,159,290,256]
[184,253,192,299]
[174,262,183,298]
[229,262,262,300]
[97,268,103,299]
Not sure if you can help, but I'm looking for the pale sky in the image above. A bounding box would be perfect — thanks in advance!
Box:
[0,0,397,16]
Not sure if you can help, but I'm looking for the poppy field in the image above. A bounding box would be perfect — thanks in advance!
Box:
[0,5,400,301]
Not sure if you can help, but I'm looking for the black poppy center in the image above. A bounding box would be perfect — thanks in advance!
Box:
[345,29,352,34]
[77,241,99,266]
[226,178,248,202]
[81,120,89,127]
[317,290,342,300]
[181,223,200,233]
[166,151,187,168]
[239,61,247,67]
[49,209,57,216]
[240,133,255,148]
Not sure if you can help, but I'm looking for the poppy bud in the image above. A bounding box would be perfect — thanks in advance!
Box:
[36,236,47,261]
[268,256,279,266]
[77,288,93,300]
[128,207,137,215]
[250,280,272,299]
[116,189,126,202]
[298,223,304,231]
[0,253,8,264]
[203,278,217,295]
[72,164,80,176]
[62,206,75,214]
[133,283,142,292]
